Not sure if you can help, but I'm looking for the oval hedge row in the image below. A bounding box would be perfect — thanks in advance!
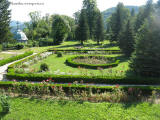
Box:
[65,55,120,69]
[0,51,33,66]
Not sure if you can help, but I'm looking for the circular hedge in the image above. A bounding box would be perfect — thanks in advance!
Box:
[65,55,120,69]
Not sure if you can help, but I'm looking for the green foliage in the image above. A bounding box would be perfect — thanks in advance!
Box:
[52,15,70,45]
[135,0,154,32]
[15,44,24,50]
[82,0,98,39]
[0,0,11,44]
[57,52,63,57]
[0,51,33,67]
[108,3,130,42]
[66,55,119,69]
[130,16,160,77]
[95,11,104,44]
[0,95,10,113]
[0,44,2,52]
[76,9,90,45]
[118,20,135,57]
[40,63,49,71]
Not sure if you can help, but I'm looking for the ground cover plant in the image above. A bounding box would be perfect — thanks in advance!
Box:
[0,97,160,120]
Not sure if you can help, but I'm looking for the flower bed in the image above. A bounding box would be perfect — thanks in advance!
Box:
[66,55,120,69]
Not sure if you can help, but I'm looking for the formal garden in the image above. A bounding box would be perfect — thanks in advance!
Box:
[0,0,160,119]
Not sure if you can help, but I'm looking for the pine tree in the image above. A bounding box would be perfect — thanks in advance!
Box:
[130,17,160,77]
[0,0,11,44]
[95,11,104,45]
[82,0,98,39]
[135,0,153,32]
[109,3,130,42]
[118,20,135,57]
[75,9,89,45]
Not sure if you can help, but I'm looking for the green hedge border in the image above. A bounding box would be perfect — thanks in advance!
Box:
[0,51,33,66]
[65,55,120,69]
[48,48,121,54]
[0,81,159,93]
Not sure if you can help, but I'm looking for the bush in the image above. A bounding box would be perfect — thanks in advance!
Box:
[57,52,63,57]
[0,44,2,52]
[0,95,10,113]
[40,63,49,71]
[66,55,119,69]
[16,44,24,50]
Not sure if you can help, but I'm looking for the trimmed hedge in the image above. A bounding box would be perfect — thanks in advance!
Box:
[66,55,120,69]
[0,51,33,66]
[48,48,121,54]
[0,81,159,93]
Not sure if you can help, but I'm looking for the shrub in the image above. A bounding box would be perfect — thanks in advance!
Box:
[57,52,63,57]
[66,55,119,69]
[40,63,49,71]
[0,95,10,113]
[0,44,2,52]
[16,44,24,50]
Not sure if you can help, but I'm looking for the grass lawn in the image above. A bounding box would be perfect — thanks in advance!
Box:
[0,53,14,60]
[29,54,131,76]
[0,97,160,120]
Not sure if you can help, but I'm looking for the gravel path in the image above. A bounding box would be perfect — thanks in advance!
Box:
[0,53,36,81]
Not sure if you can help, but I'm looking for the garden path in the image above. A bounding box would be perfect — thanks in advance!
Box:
[0,53,37,81]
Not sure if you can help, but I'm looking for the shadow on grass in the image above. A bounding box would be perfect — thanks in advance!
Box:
[0,112,8,119]
[55,44,81,48]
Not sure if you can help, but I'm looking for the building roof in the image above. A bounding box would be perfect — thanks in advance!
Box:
[14,29,28,41]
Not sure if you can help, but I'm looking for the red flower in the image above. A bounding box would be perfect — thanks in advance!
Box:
[128,88,134,93]
[115,84,119,88]
[52,86,55,89]
[48,78,52,81]
[13,79,16,82]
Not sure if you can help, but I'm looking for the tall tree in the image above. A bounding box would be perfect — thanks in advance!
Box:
[82,0,98,39]
[108,3,130,42]
[135,0,153,32]
[118,20,135,57]
[95,11,104,45]
[0,0,11,44]
[52,15,69,45]
[130,16,160,77]
[75,9,89,45]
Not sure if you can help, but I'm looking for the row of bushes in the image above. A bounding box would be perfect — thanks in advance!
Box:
[48,48,121,54]
[66,55,120,69]
[7,69,160,85]
[0,81,159,93]
[0,51,33,66]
